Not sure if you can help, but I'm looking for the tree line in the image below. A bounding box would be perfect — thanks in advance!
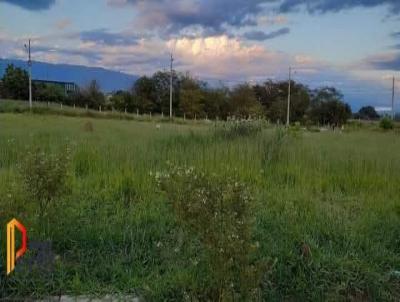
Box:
[0,63,382,125]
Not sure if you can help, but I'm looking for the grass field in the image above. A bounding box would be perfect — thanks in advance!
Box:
[0,99,203,124]
[0,113,399,301]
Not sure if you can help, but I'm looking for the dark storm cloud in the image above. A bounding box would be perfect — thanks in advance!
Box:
[80,29,139,46]
[117,0,269,32]
[243,27,290,41]
[367,53,400,70]
[0,0,56,10]
[278,0,400,14]
[112,0,400,38]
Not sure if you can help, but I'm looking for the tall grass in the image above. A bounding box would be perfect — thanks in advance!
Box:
[0,99,210,125]
[0,113,399,301]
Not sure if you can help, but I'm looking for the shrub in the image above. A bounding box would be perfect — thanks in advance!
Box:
[20,146,70,217]
[157,165,262,300]
[379,117,394,130]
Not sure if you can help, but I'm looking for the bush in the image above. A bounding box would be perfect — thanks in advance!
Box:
[19,146,71,217]
[379,117,394,130]
[157,165,262,300]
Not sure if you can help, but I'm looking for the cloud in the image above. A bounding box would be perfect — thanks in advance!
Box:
[32,44,102,64]
[112,0,268,35]
[106,0,129,7]
[256,15,288,26]
[391,32,400,38]
[366,52,400,70]
[107,0,400,42]
[0,27,168,74]
[166,35,294,80]
[278,0,400,14]
[388,32,400,49]
[80,29,140,46]
[375,106,392,112]
[243,28,290,41]
[56,19,72,30]
[0,0,56,10]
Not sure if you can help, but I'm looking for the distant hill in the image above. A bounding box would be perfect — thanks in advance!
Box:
[0,58,139,92]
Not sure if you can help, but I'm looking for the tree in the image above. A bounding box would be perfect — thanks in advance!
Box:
[80,80,105,109]
[289,82,311,123]
[179,74,206,119]
[253,80,310,123]
[229,84,264,119]
[150,71,180,114]
[110,90,134,112]
[310,87,352,126]
[0,79,4,97]
[357,106,379,120]
[34,83,66,103]
[1,64,29,100]
[151,72,170,114]
[267,99,287,124]
[133,76,156,113]
[203,87,230,120]
[253,80,283,110]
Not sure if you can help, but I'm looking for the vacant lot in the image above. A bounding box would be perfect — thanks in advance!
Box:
[0,113,399,301]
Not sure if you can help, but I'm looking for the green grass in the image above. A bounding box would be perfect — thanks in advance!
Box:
[0,99,209,125]
[0,113,399,301]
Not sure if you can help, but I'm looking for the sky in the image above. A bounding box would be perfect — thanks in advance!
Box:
[0,0,400,110]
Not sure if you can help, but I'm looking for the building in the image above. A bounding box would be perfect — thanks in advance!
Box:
[33,79,79,96]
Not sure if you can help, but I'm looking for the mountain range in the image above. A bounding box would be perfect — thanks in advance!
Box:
[0,58,139,92]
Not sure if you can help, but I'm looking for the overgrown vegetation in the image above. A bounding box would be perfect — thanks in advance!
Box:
[157,165,263,300]
[380,117,394,130]
[0,114,399,301]
[19,146,70,218]
[214,119,264,139]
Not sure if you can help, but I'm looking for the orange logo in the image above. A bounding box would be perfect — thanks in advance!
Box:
[6,219,27,275]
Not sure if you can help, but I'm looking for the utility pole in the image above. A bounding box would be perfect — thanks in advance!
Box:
[24,39,32,110]
[392,76,395,120]
[286,66,292,127]
[169,52,174,119]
